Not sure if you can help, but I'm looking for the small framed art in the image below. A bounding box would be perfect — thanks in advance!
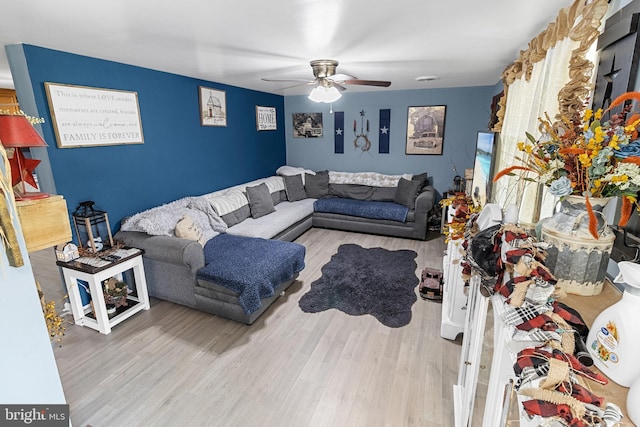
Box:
[256,106,277,130]
[199,86,227,127]
[292,113,323,138]
[405,105,446,155]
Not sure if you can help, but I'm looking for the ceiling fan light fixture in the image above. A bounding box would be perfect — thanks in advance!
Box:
[308,85,342,103]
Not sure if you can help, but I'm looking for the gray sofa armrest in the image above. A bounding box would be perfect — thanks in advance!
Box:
[416,185,436,213]
[114,230,205,273]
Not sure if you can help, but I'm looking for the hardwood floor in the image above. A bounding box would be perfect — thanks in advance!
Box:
[31,228,461,427]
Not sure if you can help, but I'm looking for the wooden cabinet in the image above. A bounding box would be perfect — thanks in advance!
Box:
[16,195,72,252]
[0,88,19,113]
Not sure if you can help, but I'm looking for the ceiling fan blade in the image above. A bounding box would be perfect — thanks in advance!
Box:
[328,73,357,82]
[261,78,313,83]
[276,82,317,91]
[343,79,391,87]
[329,81,347,92]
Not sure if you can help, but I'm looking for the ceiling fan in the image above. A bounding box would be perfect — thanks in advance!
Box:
[262,59,391,103]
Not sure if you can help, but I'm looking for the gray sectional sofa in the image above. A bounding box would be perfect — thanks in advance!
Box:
[114,169,436,324]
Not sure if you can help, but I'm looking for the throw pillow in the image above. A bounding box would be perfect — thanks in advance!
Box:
[412,172,428,190]
[305,170,329,198]
[246,183,276,218]
[284,174,307,202]
[394,178,421,208]
[175,215,206,246]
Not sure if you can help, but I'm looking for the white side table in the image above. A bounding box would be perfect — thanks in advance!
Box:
[57,248,150,334]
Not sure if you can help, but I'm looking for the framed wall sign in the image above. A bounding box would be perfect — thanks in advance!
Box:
[44,82,144,148]
[405,105,446,155]
[199,86,227,127]
[256,106,277,130]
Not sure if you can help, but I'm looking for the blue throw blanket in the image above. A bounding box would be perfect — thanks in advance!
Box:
[197,234,306,314]
[314,198,409,222]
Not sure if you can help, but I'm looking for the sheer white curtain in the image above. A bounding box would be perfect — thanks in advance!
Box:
[493,38,579,226]
[492,0,607,227]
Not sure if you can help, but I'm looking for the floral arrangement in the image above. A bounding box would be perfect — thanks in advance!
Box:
[440,193,481,242]
[103,278,128,308]
[36,281,66,345]
[494,92,640,237]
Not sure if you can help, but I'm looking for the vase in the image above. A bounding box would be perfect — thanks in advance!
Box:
[540,195,615,296]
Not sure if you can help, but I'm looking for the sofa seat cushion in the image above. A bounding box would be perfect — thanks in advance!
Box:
[197,234,306,314]
[314,198,409,222]
[227,199,315,239]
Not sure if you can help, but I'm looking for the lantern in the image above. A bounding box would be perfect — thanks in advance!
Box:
[72,201,114,253]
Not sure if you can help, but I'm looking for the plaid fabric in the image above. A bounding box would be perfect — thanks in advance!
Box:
[501,303,552,327]
[525,278,555,305]
[523,400,622,427]
[557,382,604,407]
[512,328,562,344]
[516,313,556,331]
[513,348,552,375]
[502,229,531,244]
[504,247,533,266]
[522,400,582,426]
[553,301,589,338]
[497,275,529,298]
[515,365,549,389]
[553,302,587,327]
[515,348,608,385]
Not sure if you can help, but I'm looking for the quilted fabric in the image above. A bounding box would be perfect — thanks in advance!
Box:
[314,198,408,222]
[198,234,306,314]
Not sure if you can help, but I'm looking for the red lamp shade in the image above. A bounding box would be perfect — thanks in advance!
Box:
[0,115,48,148]
[0,114,49,200]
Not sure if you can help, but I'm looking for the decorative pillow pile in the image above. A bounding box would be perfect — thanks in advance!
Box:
[284,174,307,201]
[246,183,276,218]
[120,197,223,243]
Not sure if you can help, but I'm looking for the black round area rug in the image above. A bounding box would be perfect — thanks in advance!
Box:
[299,244,419,328]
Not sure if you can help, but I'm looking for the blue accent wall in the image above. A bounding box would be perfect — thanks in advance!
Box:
[285,86,494,195]
[12,44,286,230]
[10,43,497,232]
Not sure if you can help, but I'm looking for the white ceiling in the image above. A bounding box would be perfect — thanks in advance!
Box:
[0,0,573,96]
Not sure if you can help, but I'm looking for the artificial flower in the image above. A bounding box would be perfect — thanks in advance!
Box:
[494,92,640,238]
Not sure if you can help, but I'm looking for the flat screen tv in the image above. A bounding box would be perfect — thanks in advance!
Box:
[471,131,498,207]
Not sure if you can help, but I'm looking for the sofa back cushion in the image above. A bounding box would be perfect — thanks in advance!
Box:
[284,174,307,202]
[305,170,329,198]
[394,178,422,208]
[207,191,250,227]
[329,183,398,202]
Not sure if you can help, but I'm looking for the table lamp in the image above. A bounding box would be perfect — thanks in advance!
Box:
[0,114,49,200]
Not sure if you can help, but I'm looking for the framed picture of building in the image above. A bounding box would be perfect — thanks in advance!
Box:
[405,105,446,155]
[199,86,227,127]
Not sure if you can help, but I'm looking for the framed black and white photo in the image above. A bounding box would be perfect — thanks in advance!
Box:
[256,106,277,131]
[199,86,227,127]
[292,112,323,138]
[405,105,446,155]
